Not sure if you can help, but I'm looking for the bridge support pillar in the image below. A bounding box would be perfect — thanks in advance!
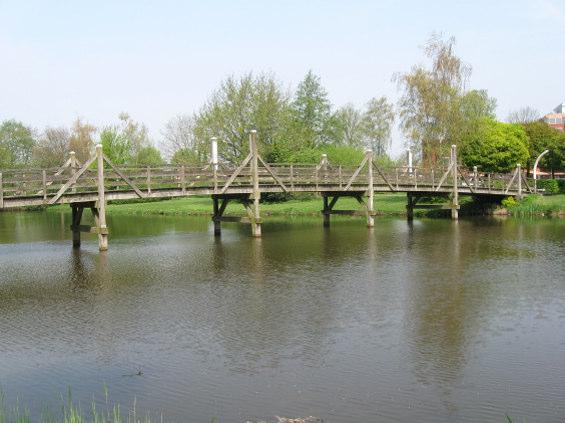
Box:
[211,196,231,236]
[71,204,84,248]
[212,197,222,236]
[322,195,331,227]
[68,201,108,250]
[406,194,414,221]
[246,195,262,237]
[96,144,109,250]
[249,130,262,237]
[450,144,459,220]
[450,203,459,220]
[366,149,375,228]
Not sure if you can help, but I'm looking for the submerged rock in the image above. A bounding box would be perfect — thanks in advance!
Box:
[247,417,323,423]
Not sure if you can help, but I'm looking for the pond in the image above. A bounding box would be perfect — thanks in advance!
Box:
[0,211,564,422]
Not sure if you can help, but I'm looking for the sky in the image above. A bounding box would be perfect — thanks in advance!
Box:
[1,0,564,155]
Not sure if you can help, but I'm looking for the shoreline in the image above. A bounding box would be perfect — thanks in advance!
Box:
[32,193,563,219]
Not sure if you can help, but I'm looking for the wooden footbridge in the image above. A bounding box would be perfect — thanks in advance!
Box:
[0,131,532,250]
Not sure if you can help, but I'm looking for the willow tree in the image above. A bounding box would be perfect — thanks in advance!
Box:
[396,34,487,167]
[69,118,96,163]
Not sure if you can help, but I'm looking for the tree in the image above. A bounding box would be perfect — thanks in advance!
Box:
[100,127,131,165]
[118,112,150,157]
[291,70,332,147]
[395,34,488,166]
[362,96,395,155]
[460,119,529,172]
[0,145,11,168]
[331,104,364,147]
[163,114,197,157]
[69,118,96,163]
[135,146,163,166]
[0,120,36,167]
[33,127,70,168]
[522,120,564,176]
[507,107,540,124]
[171,148,201,166]
[100,113,154,165]
[192,73,291,163]
[458,89,497,147]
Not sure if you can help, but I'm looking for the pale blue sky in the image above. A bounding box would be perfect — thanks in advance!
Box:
[1,0,564,154]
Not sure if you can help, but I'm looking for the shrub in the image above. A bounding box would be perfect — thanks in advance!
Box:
[537,179,559,195]
[461,119,529,172]
[557,179,565,194]
[501,196,518,208]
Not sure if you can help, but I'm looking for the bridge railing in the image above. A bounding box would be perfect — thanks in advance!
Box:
[0,151,531,206]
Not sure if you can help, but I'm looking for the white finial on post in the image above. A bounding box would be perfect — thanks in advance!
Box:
[321,153,328,169]
[211,137,218,171]
[406,148,413,174]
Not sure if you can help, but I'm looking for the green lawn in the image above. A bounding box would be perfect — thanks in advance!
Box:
[45,193,565,217]
[101,193,410,216]
[505,194,565,216]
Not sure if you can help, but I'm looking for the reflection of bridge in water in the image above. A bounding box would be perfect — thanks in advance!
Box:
[0,131,532,250]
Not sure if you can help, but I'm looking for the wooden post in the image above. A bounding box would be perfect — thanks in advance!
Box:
[315,167,319,191]
[71,204,84,248]
[211,137,219,192]
[181,165,186,194]
[0,172,3,209]
[517,163,522,199]
[70,151,77,193]
[366,149,375,227]
[338,165,342,189]
[321,154,328,185]
[406,193,414,221]
[488,173,491,192]
[213,197,221,236]
[212,137,218,192]
[146,166,151,195]
[451,144,459,220]
[414,167,418,189]
[473,166,478,189]
[431,169,435,190]
[395,167,399,189]
[249,130,261,237]
[290,164,294,189]
[42,170,47,201]
[322,195,330,227]
[96,144,109,250]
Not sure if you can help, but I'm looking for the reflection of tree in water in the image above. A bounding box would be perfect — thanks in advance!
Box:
[403,220,495,415]
[192,221,387,374]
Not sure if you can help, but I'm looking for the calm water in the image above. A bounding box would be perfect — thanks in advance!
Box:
[0,210,564,422]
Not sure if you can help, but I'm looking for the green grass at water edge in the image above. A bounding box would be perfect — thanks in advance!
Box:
[47,194,411,217]
[45,193,565,218]
[505,194,565,216]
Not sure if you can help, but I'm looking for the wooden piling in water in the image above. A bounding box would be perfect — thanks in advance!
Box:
[451,145,459,220]
[366,149,375,228]
[96,144,109,250]
[249,130,261,237]
[322,195,330,228]
[213,197,221,236]
[71,204,83,248]
[406,193,414,221]
[0,172,4,209]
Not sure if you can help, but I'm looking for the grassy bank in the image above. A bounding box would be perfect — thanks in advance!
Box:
[44,193,565,218]
[102,193,412,217]
[502,194,565,217]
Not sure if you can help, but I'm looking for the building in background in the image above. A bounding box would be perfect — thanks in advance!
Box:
[544,103,565,131]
